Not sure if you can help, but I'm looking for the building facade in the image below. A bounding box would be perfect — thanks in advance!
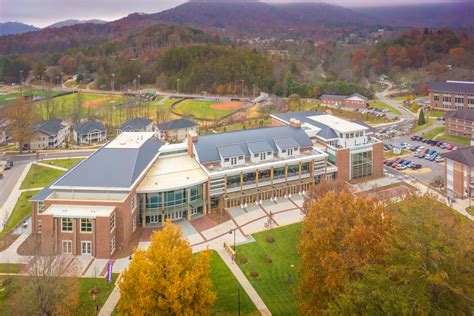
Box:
[271,111,383,181]
[444,109,474,139]
[428,80,474,111]
[117,118,154,134]
[156,119,199,142]
[320,93,368,109]
[442,146,474,198]
[19,119,69,151]
[73,120,107,145]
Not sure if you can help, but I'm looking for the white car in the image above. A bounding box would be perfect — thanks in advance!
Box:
[435,156,444,162]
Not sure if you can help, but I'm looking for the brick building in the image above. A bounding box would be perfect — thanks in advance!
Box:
[441,146,474,198]
[428,80,474,111]
[320,93,368,109]
[444,109,474,139]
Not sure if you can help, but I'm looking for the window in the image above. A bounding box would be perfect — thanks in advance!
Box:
[455,97,464,104]
[132,217,137,232]
[110,213,116,232]
[287,148,293,156]
[110,236,116,254]
[230,157,238,165]
[81,241,92,255]
[434,95,439,101]
[254,153,258,158]
[224,158,229,162]
[37,202,44,213]
[259,152,266,160]
[443,96,451,103]
[80,218,92,233]
[62,240,72,254]
[37,220,42,234]
[61,218,73,232]
[351,151,373,179]
[131,195,137,210]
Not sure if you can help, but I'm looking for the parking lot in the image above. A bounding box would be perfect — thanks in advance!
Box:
[383,131,455,183]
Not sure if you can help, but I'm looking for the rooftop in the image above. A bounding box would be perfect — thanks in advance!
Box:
[445,109,474,122]
[309,114,368,133]
[73,120,106,134]
[441,146,474,167]
[428,80,474,94]
[193,125,313,164]
[137,154,208,193]
[156,118,198,131]
[106,132,156,149]
[34,119,66,136]
[51,133,164,190]
[119,118,152,131]
[43,204,115,218]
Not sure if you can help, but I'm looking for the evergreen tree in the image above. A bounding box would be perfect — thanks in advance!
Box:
[418,109,426,125]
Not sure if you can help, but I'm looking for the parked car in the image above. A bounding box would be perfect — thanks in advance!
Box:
[410,163,422,170]
[2,158,13,170]
[397,164,407,170]
[435,156,445,162]
[452,146,458,151]
[411,135,419,141]
[447,144,454,150]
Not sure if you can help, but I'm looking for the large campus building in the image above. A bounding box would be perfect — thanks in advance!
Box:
[444,109,474,139]
[442,146,474,198]
[30,112,383,258]
[428,80,474,110]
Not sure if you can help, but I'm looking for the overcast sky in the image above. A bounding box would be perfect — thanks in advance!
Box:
[0,0,458,27]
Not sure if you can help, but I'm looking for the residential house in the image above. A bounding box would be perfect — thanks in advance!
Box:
[73,120,107,145]
[19,119,69,151]
[156,119,198,142]
[117,118,154,134]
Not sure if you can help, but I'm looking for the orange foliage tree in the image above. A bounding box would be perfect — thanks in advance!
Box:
[118,221,216,315]
[302,178,349,213]
[298,191,392,314]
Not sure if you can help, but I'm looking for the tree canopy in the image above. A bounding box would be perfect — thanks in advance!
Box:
[118,221,216,315]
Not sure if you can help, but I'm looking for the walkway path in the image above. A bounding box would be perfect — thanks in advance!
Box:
[216,248,272,316]
[0,234,30,264]
[99,281,121,316]
[35,162,68,171]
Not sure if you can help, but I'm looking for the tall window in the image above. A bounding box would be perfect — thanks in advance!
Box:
[37,202,44,213]
[110,213,116,232]
[132,217,137,232]
[61,218,73,232]
[80,219,92,233]
[351,151,373,179]
[131,195,137,210]
[62,240,72,254]
[110,236,116,254]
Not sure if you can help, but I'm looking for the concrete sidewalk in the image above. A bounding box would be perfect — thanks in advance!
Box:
[217,248,271,316]
[35,162,68,171]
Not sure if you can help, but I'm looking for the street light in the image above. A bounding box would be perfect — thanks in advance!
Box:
[177,78,180,94]
[241,79,245,98]
[228,228,237,251]
[137,75,141,92]
[112,73,115,92]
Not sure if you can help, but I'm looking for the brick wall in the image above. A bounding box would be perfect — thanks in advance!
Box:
[372,142,384,177]
[335,148,350,180]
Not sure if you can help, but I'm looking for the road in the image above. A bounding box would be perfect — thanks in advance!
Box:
[0,150,95,207]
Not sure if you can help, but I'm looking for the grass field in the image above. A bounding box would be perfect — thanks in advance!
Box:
[20,164,65,190]
[0,274,118,315]
[422,126,445,139]
[428,110,447,118]
[41,158,84,169]
[415,118,434,132]
[0,190,40,239]
[236,223,301,316]
[435,133,470,145]
[0,263,24,273]
[209,251,258,315]
[0,89,62,103]
[174,100,234,120]
[369,101,401,115]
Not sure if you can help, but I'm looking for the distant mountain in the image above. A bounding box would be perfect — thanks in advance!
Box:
[0,22,39,36]
[46,19,107,29]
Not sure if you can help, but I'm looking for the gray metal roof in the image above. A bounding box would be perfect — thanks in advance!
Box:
[271,111,339,140]
[246,140,274,154]
[441,146,474,166]
[321,94,347,100]
[119,118,152,131]
[274,137,300,150]
[156,119,198,131]
[428,81,474,94]
[445,109,474,122]
[194,125,313,164]
[218,145,245,158]
[34,120,65,136]
[52,138,164,189]
[30,186,53,202]
[73,120,106,135]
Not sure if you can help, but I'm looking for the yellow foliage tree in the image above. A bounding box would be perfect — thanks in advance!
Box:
[118,221,216,315]
[298,191,392,314]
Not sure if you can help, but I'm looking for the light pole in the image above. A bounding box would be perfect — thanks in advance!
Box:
[241,79,245,98]
[20,70,24,96]
[252,83,256,98]
[60,72,64,91]
[228,228,237,251]
[237,285,241,316]
[112,73,115,92]
[137,75,141,93]
[56,76,60,86]
[177,78,180,94]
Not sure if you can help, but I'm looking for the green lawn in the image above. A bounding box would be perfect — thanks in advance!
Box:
[415,118,434,132]
[236,223,301,316]
[209,251,258,315]
[20,164,65,190]
[369,101,401,115]
[0,264,24,273]
[0,89,62,103]
[435,133,471,145]
[174,100,233,120]
[41,158,84,169]
[0,190,40,239]
[428,110,447,118]
[421,126,445,139]
[0,274,118,315]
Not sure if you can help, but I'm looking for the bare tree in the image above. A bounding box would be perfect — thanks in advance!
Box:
[72,91,84,124]
[3,98,37,153]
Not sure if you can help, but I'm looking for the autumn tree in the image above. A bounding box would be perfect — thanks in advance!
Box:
[302,178,349,213]
[298,192,392,314]
[328,194,474,314]
[288,93,302,112]
[32,61,47,80]
[3,98,37,152]
[118,221,216,315]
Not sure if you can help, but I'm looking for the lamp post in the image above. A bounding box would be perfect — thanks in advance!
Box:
[237,285,241,316]
[288,264,294,284]
[177,78,180,94]
[112,73,115,92]
[228,227,237,251]
[20,70,24,96]
[137,75,141,92]
[241,79,245,98]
